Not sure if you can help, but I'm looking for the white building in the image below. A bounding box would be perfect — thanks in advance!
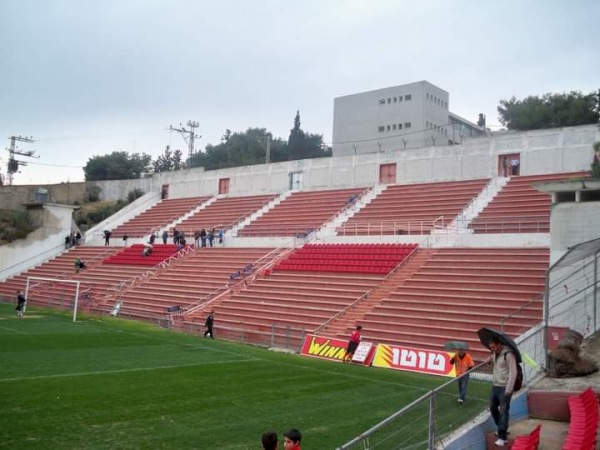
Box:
[332,80,484,157]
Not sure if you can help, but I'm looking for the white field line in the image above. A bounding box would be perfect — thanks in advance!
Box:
[0,324,29,335]
[0,358,261,383]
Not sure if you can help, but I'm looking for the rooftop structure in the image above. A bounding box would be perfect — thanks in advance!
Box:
[332,80,484,156]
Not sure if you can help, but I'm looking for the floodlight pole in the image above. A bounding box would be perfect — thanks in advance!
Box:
[169,120,201,166]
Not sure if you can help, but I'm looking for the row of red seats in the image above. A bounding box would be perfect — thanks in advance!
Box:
[511,424,541,450]
[299,249,414,256]
[103,244,185,265]
[275,264,393,274]
[287,255,408,262]
[562,387,598,450]
[104,258,164,266]
[304,243,417,248]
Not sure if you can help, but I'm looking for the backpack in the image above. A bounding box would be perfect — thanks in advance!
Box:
[504,352,523,392]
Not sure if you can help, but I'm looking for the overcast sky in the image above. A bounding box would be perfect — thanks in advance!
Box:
[1,0,598,185]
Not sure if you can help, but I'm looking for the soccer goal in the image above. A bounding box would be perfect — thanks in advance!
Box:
[26,276,81,322]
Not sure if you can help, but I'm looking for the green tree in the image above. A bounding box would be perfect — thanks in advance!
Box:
[83,151,152,181]
[287,110,331,160]
[188,118,330,170]
[191,128,286,170]
[497,90,600,131]
[153,146,183,173]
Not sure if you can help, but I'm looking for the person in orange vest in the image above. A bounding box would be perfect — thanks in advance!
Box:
[450,348,474,404]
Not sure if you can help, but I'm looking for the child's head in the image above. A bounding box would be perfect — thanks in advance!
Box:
[261,431,278,450]
[283,428,301,449]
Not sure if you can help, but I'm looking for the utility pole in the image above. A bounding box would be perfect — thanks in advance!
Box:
[265,135,271,164]
[5,135,38,185]
[170,120,200,166]
[258,134,272,164]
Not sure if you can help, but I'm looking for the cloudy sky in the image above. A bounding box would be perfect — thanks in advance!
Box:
[1,0,598,185]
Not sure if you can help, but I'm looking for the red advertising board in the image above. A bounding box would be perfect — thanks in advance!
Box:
[300,334,375,366]
[372,344,456,377]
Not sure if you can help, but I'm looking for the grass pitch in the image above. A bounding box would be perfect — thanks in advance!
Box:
[0,304,489,449]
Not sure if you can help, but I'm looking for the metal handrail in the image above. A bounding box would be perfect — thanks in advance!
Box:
[499,293,543,332]
[337,359,491,449]
[312,244,420,335]
[100,245,195,304]
[184,246,295,316]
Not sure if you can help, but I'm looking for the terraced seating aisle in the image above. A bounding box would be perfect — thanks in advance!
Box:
[175,194,277,236]
[111,196,211,238]
[115,247,279,320]
[0,246,126,308]
[239,187,366,237]
[470,172,587,233]
[208,268,386,347]
[357,247,549,361]
[340,178,489,235]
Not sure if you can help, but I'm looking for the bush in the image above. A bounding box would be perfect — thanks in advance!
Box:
[84,185,102,202]
[0,210,35,243]
[127,189,145,203]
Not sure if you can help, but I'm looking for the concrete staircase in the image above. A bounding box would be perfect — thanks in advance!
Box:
[321,248,436,338]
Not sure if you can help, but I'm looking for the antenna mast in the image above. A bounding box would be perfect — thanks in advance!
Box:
[5,135,38,185]
[169,120,201,165]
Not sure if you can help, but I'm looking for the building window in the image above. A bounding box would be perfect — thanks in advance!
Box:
[398,123,403,130]
[426,93,429,100]
[379,99,385,105]
[426,121,430,129]
[387,98,391,104]
[392,124,397,130]
[378,126,385,132]
[393,97,397,103]
[405,94,412,101]
[404,122,411,128]
[386,125,391,131]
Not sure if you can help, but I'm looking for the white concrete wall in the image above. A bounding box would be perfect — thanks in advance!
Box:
[549,202,600,263]
[0,204,75,281]
[89,125,599,202]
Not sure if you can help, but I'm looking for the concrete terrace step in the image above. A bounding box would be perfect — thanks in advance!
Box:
[371,305,541,323]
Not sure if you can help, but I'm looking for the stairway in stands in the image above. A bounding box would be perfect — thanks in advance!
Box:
[470,172,587,233]
[357,247,549,361]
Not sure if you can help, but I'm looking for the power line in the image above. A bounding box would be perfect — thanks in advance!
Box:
[25,161,83,169]
[38,130,165,142]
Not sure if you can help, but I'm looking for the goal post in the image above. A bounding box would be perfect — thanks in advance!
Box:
[26,276,81,322]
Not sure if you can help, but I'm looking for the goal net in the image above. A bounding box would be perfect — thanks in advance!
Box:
[26,276,81,322]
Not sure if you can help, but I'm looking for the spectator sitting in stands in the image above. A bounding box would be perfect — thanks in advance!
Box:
[142,243,153,257]
[74,258,86,273]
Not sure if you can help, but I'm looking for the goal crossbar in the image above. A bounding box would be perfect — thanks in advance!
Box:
[26,276,81,322]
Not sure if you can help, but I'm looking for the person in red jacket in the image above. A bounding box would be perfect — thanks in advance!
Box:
[343,325,362,363]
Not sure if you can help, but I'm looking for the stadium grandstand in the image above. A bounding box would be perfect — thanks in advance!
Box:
[0,123,599,449]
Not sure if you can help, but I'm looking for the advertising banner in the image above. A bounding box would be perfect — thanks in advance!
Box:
[372,344,456,377]
[300,334,374,365]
